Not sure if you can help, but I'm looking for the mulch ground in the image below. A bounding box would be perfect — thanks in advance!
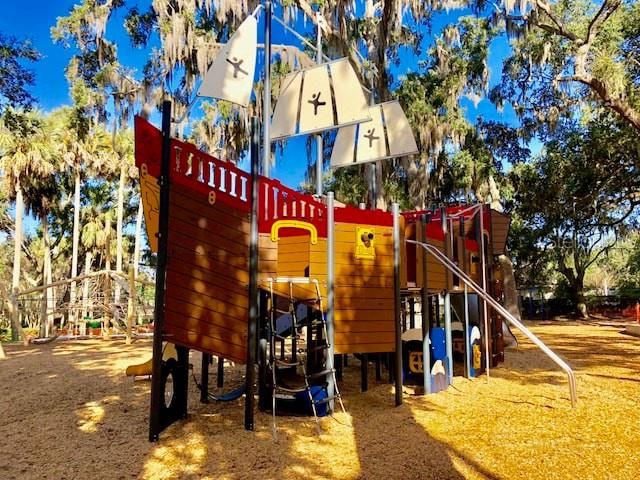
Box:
[1,319,639,480]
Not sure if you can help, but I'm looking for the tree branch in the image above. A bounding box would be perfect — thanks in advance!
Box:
[293,0,365,85]
[558,75,640,133]
[533,1,580,43]
[586,0,622,46]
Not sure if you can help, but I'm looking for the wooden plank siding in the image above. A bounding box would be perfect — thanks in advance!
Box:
[163,183,250,363]
[416,238,447,293]
[276,235,311,278]
[490,210,511,255]
[259,233,328,303]
[333,222,397,354]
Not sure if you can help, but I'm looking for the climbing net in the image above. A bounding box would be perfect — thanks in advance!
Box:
[16,271,155,338]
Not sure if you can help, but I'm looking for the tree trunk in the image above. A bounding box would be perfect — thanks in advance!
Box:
[39,214,50,338]
[46,243,54,336]
[81,251,93,333]
[115,161,126,304]
[126,267,135,345]
[132,196,143,278]
[496,254,519,348]
[374,160,385,210]
[572,282,589,319]
[70,169,81,329]
[0,342,5,359]
[11,184,24,342]
[103,216,112,340]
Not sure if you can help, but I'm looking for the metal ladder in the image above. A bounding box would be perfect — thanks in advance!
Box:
[268,277,345,439]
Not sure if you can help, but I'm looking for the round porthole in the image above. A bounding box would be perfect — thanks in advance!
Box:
[162,358,178,410]
[164,372,174,408]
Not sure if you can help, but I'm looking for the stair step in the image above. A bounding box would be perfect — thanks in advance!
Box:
[306,368,335,380]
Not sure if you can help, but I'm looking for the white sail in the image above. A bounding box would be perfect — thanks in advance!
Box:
[198,15,257,107]
[330,100,418,168]
[271,58,370,140]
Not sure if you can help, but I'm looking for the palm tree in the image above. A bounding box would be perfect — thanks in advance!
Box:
[110,128,135,305]
[80,183,115,322]
[50,108,111,328]
[0,111,54,341]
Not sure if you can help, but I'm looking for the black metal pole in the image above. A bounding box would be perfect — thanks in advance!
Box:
[149,100,172,442]
[361,353,368,392]
[245,116,260,431]
[201,353,210,404]
[335,354,343,381]
[409,297,415,330]
[217,356,224,388]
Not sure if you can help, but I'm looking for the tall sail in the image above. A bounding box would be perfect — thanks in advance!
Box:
[271,58,370,139]
[198,15,257,107]
[330,100,418,167]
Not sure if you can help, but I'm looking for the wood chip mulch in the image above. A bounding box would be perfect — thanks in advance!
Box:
[1,320,639,480]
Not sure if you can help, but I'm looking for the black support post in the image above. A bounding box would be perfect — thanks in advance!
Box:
[148,100,173,442]
[361,353,369,392]
[244,116,260,431]
[201,353,210,403]
[217,357,224,388]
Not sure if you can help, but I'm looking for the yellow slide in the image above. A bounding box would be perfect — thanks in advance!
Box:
[125,342,177,378]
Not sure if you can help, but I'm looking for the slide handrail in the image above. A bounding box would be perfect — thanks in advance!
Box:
[407,239,577,407]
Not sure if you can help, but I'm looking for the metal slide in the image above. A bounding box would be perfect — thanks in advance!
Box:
[407,240,578,407]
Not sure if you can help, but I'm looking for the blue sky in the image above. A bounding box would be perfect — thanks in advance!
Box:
[1,1,518,190]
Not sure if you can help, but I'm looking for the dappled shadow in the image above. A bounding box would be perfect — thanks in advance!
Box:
[3,319,640,480]
[0,340,155,480]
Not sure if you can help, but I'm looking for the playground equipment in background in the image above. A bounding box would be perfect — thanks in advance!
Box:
[15,269,155,340]
[125,342,177,378]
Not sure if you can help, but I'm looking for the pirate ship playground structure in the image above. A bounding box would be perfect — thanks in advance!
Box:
[138,3,577,442]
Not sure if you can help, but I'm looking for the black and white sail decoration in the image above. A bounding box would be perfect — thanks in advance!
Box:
[198,15,258,107]
[330,100,418,167]
[271,58,370,139]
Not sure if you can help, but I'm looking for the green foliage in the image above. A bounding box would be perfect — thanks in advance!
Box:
[597,232,640,297]
[327,166,367,207]
[507,111,640,314]
[489,0,640,135]
[0,33,41,115]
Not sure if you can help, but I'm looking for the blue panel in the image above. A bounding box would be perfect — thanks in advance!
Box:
[431,327,447,360]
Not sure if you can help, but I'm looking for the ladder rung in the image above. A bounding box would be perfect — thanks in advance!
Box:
[298,298,320,304]
[297,319,324,328]
[274,333,301,341]
[270,276,311,284]
[275,358,302,367]
[300,343,329,353]
[274,393,297,400]
[275,385,307,394]
[307,368,334,380]
[313,394,340,406]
